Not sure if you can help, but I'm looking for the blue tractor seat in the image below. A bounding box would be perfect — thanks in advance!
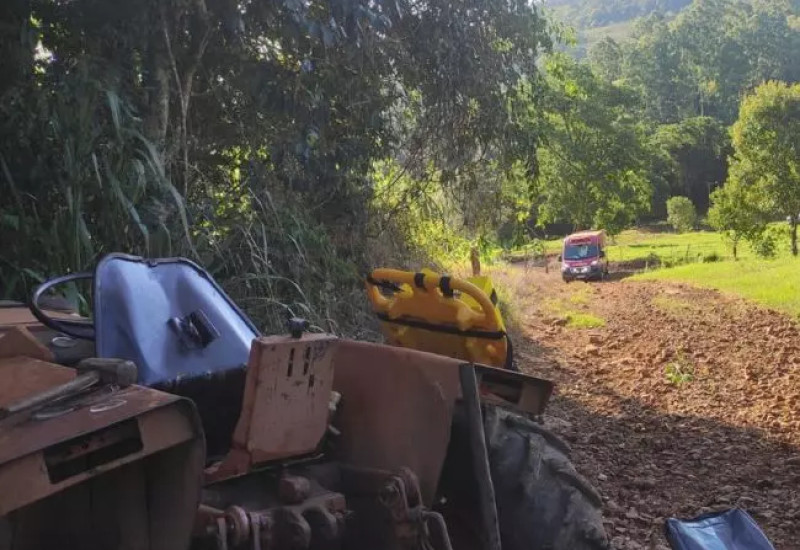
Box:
[94,254,259,459]
[31,253,260,460]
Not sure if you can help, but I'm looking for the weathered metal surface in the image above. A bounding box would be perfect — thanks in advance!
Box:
[328,339,553,506]
[0,307,76,333]
[2,358,139,419]
[279,474,312,504]
[331,340,461,505]
[208,334,337,482]
[0,357,75,410]
[475,364,554,416]
[0,352,205,550]
[0,377,196,515]
[4,400,205,550]
[1,370,99,418]
[0,326,53,361]
[0,307,95,365]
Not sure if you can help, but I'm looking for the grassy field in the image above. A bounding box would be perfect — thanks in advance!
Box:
[608,229,754,264]
[523,225,800,318]
[541,227,765,264]
[539,224,795,264]
[634,257,800,318]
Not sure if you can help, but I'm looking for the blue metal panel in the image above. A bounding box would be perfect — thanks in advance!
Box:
[94,254,260,386]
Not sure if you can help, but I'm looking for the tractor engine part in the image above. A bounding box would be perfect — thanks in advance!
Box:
[195,470,349,550]
[196,465,454,550]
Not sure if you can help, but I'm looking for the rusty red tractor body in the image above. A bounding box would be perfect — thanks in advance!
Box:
[0,258,608,550]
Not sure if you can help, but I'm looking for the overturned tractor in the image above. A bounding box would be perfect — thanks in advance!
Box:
[0,254,608,550]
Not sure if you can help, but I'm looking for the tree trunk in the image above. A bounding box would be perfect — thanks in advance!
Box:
[0,1,35,96]
[732,239,737,260]
[470,247,481,276]
[160,0,211,196]
[792,221,798,257]
[142,29,171,148]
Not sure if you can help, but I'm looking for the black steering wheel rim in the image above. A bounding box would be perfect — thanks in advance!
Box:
[29,272,96,340]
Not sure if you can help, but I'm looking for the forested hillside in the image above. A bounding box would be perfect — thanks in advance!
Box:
[548,0,692,29]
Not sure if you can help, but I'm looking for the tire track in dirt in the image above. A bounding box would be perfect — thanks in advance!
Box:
[498,267,800,550]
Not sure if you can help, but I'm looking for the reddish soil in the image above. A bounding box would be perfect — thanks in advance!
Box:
[501,266,800,550]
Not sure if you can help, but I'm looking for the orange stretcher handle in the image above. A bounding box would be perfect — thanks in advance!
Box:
[366,268,500,333]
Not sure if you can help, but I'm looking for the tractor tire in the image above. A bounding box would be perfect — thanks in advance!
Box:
[484,406,610,550]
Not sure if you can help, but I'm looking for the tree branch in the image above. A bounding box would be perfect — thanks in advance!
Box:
[160,0,211,197]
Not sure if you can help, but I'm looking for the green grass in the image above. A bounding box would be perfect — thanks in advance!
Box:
[564,312,606,329]
[527,224,800,318]
[651,295,694,316]
[635,257,800,318]
[540,229,732,264]
[541,290,605,329]
[664,355,695,386]
[604,228,762,264]
[543,238,564,255]
[567,286,592,305]
[539,223,791,266]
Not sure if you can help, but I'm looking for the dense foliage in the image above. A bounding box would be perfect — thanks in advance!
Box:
[533,55,651,235]
[548,0,692,28]
[614,0,800,125]
[725,81,800,255]
[0,0,552,332]
[582,0,800,222]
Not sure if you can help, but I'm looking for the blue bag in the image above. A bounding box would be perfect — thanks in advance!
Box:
[665,508,775,550]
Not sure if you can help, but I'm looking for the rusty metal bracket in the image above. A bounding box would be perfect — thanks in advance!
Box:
[459,364,502,550]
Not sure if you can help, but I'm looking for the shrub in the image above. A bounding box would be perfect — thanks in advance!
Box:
[664,354,694,385]
[748,224,788,259]
[666,196,697,233]
[644,252,661,269]
[750,232,777,258]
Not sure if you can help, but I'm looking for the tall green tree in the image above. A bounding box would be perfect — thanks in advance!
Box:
[729,81,800,255]
[707,178,768,259]
[623,15,694,123]
[588,37,624,82]
[619,0,800,124]
[533,54,652,234]
[652,116,731,212]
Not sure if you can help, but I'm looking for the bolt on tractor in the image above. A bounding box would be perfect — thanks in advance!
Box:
[0,254,609,550]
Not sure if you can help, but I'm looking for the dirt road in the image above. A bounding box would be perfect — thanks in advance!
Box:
[498,266,800,549]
